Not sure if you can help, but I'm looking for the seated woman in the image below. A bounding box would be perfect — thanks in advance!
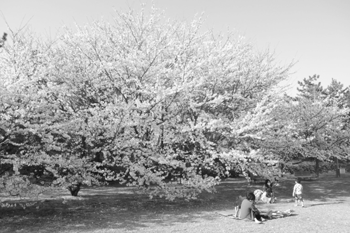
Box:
[238,192,268,224]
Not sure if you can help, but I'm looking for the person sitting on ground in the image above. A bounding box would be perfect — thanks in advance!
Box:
[238,192,268,224]
[253,179,276,204]
[262,179,275,203]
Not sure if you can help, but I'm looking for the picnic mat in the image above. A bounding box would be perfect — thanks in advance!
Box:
[216,209,295,219]
[215,210,236,217]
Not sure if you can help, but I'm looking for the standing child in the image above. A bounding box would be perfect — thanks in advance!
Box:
[292,177,304,207]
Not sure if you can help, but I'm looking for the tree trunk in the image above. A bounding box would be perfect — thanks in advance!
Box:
[68,182,82,196]
[315,158,319,177]
[335,158,340,178]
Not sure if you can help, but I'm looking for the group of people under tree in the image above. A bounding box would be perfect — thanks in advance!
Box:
[236,177,304,224]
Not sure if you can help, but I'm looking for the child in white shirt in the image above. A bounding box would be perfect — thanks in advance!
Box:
[292,177,304,207]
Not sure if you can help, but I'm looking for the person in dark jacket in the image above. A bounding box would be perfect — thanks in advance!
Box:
[262,179,275,203]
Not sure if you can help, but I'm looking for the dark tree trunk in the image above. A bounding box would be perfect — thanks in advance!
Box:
[315,159,319,177]
[335,158,340,178]
[68,182,82,196]
[335,168,340,178]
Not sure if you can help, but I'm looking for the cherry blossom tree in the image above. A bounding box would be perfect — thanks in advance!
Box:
[1,7,293,199]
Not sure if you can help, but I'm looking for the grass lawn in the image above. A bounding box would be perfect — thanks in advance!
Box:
[1,172,350,233]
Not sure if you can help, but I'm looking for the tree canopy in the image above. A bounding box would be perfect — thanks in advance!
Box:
[1,8,349,200]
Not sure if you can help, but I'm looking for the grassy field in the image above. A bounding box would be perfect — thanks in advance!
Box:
[1,172,350,233]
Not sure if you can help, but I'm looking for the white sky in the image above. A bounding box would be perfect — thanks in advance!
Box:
[1,0,350,92]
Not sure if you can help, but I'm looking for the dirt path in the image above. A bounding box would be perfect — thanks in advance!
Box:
[1,172,350,233]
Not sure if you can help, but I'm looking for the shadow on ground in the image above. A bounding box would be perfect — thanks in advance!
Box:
[0,172,349,233]
[272,172,350,202]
